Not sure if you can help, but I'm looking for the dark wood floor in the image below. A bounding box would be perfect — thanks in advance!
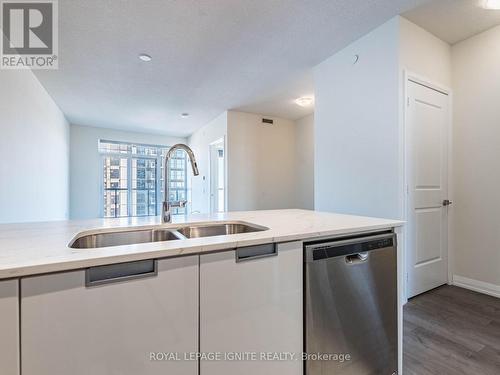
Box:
[403,285,500,375]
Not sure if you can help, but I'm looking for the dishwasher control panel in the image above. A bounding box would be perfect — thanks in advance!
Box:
[307,232,395,261]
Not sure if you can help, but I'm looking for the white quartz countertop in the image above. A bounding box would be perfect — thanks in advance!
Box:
[0,209,403,279]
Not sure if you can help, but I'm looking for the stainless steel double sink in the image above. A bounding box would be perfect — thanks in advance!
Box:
[70,222,268,249]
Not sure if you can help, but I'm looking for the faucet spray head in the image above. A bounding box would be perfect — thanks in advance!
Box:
[191,160,199,176]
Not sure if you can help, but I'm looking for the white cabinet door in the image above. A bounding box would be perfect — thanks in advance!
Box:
[200,241,303,375]
[0,279,19,375]
[21,256,198,375]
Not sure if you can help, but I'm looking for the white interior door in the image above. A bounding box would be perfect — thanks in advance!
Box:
[406,79,450,298]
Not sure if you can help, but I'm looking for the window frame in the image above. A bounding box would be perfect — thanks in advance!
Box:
[98,140,187,218]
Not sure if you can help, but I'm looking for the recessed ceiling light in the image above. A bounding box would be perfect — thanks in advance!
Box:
[181,113,189,118]
[295,97,314,107]
[138,53,152,62]
[482,0,500,9]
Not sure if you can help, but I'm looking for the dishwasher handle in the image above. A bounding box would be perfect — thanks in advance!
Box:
[345,252,369,264]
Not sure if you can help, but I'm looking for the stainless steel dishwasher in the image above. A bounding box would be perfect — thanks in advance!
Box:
[304,231,398,375]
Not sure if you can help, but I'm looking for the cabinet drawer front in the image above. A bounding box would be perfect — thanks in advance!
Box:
[21,256,198,375]
[0,280,19,375]
[200,241,303,375]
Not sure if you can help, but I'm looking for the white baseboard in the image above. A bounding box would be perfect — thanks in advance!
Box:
[452,275,500,298]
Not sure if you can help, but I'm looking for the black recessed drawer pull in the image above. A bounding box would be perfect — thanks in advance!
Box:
[86,259,157,287]
[236,243,277,262]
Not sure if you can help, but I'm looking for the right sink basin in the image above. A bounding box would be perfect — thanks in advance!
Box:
[176,222,268,239]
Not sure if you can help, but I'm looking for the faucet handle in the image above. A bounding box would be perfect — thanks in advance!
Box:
[170,200,187,208]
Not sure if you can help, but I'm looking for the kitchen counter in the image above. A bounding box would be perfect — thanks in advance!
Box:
[0,209,403,279]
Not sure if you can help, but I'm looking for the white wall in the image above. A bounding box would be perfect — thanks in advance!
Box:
[399,18,452,87]
[187,112,227,214]
[295,114,314,209]
[70,124,185,219]
[189,110,313,213]
[0,69,69,224]
[314,16,452,221]
[451,25,500,289]
[314,18,401,219]
[227,111,299,211]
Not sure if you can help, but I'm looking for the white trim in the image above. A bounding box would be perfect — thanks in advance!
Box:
[208,138,225,213]
[394,226,404,375]
[406,72,450,96]
[446,91,454,286]
[401,70,409,306]
[224,134,228,212]
[453,275,500,299]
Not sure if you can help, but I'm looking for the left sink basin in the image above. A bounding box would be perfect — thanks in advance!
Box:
[70,228,183,249]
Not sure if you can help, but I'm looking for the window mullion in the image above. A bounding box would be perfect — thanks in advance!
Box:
[157,155,161,216]
[127,155,132,217]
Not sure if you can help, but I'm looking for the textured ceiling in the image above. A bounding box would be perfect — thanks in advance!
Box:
[404,0,500,45]
[33,0,430,136]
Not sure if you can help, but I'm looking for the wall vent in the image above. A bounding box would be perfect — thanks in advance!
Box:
[262,118,274,125]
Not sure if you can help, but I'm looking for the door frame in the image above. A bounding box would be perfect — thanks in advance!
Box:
[402,70,453,302]
[208,137,227,213]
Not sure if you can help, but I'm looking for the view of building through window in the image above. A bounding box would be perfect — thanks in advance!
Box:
[99,140,187,218]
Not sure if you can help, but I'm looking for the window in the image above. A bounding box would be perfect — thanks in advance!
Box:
[99,140,187,218]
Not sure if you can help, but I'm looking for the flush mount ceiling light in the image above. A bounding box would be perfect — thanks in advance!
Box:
[481,0,500,9]
[181,113,190,118]
[138,53,152,62]
[295,97,314,107]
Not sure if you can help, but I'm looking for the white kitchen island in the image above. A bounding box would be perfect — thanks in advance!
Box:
[0,209,403,375]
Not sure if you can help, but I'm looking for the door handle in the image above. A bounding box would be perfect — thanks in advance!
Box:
[442,199,452,206]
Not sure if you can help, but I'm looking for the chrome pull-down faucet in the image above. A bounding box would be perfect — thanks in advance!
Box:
[162,144,199,223]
